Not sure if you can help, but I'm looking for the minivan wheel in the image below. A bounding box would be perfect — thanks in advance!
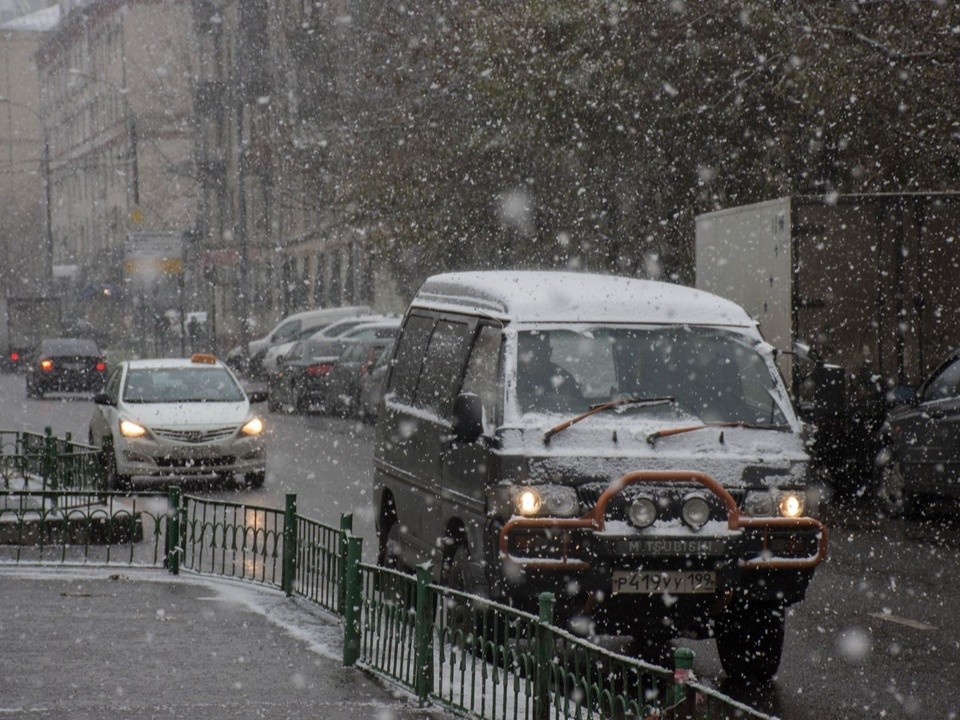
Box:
[715,602,785,684]
[877,455,908,518]
[443,543,494,658]
[377,518,403,570]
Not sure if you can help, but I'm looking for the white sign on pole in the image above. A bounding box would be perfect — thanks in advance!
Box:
[124,232,184,284]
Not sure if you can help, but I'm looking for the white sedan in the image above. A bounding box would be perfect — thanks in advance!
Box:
[89,354,267,489]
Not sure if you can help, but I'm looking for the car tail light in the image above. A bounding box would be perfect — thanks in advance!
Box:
[306,363,333,377]
[39,359,53,371]
[9,351,19,362]
[95,361,106,372]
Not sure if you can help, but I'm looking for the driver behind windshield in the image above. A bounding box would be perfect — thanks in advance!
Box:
[516,331,584,413]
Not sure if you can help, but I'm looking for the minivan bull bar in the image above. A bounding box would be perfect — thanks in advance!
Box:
[498,470,829,572]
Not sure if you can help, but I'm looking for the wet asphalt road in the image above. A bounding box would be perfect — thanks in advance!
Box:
[4,371,960,718]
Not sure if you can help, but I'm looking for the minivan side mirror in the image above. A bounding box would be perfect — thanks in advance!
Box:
[452,392,483,444]
[93,392,113,406]
[248,390,269,404]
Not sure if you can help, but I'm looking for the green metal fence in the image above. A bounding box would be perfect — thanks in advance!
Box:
[0,428,104,499]
[0,433,774,720]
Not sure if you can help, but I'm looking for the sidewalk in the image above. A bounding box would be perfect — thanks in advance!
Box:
[0,567,444,720]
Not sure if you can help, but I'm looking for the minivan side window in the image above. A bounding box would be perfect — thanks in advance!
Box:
[389,315,435,402]
[461,324,503,430]
[415,319,472,415]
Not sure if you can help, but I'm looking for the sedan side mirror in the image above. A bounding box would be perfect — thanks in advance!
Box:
[93,392,113,406]
[248,390,269,404]
[452,392,483,444]
[887,385,917,408]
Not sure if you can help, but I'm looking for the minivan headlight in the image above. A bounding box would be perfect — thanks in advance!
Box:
[779,491,805,518]
[743,490,776,517]
[512,485,579,518]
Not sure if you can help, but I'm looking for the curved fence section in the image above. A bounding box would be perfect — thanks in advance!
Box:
[0,432,774,720]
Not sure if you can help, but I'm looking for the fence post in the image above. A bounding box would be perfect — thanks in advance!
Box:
[62,432,74,490]
[414,563,435,705]
[338,513,353,614]
[166,486,181,575]
[672,647,696,716]
[534,591,556,720]
[282,493,298,597]
[42,426,56,491]
[342,535,363,667]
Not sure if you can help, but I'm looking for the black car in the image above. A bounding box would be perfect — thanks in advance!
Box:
[268,336,346,413]
[26,338,107,398]
[325,337,396,416]
[877,348,960,517]
[269,321,400,414]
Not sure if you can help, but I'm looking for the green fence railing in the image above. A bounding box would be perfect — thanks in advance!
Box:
[0,428,104,500]
[1,456,774,720]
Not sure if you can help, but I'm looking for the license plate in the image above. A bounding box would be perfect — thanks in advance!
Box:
[612,570,716,595]
[64,362,83,370]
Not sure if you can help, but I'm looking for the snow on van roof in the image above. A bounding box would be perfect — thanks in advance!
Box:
[414,271,755,326]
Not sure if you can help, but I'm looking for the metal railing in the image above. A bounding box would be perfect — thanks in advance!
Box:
[1,440,774,720]
[0,428,104,504]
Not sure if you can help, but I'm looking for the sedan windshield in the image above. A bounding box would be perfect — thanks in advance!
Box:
[123,367,245,403]
[515,327,788,426]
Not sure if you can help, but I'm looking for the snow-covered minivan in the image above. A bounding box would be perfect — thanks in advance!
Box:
[373,271,828,681]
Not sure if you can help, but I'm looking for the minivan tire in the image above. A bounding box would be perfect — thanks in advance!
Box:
[715,602,785,684]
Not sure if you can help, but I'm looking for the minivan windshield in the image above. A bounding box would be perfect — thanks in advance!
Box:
[515,327,788,426]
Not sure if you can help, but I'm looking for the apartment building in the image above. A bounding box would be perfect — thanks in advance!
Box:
[36,0,197,327]
[0,3,57,296]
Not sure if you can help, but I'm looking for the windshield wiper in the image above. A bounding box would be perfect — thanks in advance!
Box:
[646,421,791,446]
[543,396,675,444]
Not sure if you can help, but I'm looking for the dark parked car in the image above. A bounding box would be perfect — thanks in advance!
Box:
[325,337,396,417]
[358,345,393,422]
[25,338,107,398]
[269,320,399,413]
[877,347,960,517]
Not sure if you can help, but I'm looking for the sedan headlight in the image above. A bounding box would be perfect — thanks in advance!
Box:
[119,419,147,438]
[241,417,264,436]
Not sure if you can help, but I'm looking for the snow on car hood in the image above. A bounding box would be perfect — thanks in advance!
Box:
[122,401,252,428]
[498,413,808,488]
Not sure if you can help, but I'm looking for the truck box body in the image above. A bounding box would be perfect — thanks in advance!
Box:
[696,193,960,486]
[696,194,960,391]
[1,296,63,370]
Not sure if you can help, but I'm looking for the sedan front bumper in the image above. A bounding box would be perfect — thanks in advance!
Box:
[115,433,265,478]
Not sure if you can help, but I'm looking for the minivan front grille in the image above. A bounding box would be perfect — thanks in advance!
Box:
[152,426,238,444]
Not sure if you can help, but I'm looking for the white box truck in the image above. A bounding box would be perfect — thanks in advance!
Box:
[695,193,960,490]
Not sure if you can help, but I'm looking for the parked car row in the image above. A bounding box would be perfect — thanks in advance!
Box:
[267,316,400,418]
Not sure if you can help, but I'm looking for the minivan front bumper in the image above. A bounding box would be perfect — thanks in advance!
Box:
[496,470,828,617]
